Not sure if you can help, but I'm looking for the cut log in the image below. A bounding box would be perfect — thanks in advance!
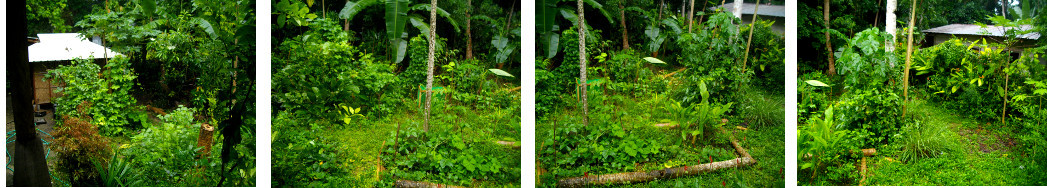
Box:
[859,157,867,186]
[556,134,755,187]
[394,180,466,188]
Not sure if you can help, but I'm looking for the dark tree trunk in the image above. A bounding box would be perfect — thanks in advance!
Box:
[11,0,53,185]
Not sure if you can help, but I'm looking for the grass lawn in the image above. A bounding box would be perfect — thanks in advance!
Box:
[865,100,1038,185]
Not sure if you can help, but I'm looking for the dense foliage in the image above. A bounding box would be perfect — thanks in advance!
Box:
[272,0,522,186]
[39,0,257,186]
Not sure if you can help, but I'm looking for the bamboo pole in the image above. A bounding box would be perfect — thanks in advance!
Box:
[903,0,917,115]
[741,0,761,73]
[556,132,755,187]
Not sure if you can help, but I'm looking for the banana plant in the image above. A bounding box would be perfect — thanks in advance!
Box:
[536,0,616,59]
[340,0,460,64]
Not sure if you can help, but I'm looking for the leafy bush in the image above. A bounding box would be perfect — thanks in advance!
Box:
[836,88,903,146]
[51,103,113,186]
[743,20,786,94]
[833,28,896,91]
[46,56,140,136]
[273,18,400,118]
[798,106,862,185]
[123,106,220,186]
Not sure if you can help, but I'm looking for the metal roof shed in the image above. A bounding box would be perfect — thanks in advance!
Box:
[29,33,121,62]
[709,3,786,34]
[26,33,123,104]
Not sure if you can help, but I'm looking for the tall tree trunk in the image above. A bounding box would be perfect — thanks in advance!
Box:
[578,0,589,126]
[903,0,916,114]
[465,0,473,59]
[620,0,630,50]
[688,0,695,33]
[886,0,897,52]
[11,1,52,185]
[424,0,438,132]
[732,0,743,19]
[824,0,836,76]
[741,0,760,73]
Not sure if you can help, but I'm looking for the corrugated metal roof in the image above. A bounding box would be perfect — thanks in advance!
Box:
[923,24,1040,40]
[709,3,785,18]
[28,33,122,62]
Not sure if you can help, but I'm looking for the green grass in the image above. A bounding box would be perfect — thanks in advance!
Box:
[865,100,1038,185]
[537,89,784,187]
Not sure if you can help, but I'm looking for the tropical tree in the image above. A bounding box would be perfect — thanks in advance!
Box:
[577,0,588,126]
[423,0,437,131]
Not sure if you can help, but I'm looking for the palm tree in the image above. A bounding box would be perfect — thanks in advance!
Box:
[578,0,589,126]
[423,0,438,132]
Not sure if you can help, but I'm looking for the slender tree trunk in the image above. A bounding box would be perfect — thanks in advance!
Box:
[688,0,695,33]
[1004,70,1010,125]
[620,0,630,50]
[424,0,438,132]
[698,0,708,25]
[1002,0,1007,19]
[465,0,473,59]
[578,0,588,126]
[824,0,836,76]
[11,2,52,185]
[741,0,760,73]
[903,0,916,114]
[886,0,897,52]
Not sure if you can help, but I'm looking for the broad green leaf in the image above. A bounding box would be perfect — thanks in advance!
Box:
[339,0,381,20]
[805,80,829,87]
[643,57,666,64]
[488,69,514,77]
[385,0,409,63]
[410,4,460,32]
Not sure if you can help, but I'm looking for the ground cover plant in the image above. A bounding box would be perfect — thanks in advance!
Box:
[536,0,785,187]
[798,0,1047,185]
[11,0,258,186]
[270,0,521,187]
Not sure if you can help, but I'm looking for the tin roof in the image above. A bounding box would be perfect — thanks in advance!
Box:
[709,3,786,18]
[28,33,122,62]
[923,24,1040,40]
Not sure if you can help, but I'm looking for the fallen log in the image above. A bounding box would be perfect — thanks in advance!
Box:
[556,134,755,187]
[494,140,520,149]
[394,180,466,188]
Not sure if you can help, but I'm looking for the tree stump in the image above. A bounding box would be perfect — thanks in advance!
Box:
[197,123,215,158]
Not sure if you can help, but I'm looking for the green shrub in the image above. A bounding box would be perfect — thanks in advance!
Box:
[271,111,356,187]
[51,104,112,186]
[46,56,140,136]
[837,88,904,146]
[273,18,400,118]
[382,126,518,186]
[123,106,220,186]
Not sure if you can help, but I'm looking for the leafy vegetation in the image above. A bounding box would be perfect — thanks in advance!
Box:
[272,0,521,187]
[37,0,256,186]
[798,1,1047,185]
[536,1,785,186]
